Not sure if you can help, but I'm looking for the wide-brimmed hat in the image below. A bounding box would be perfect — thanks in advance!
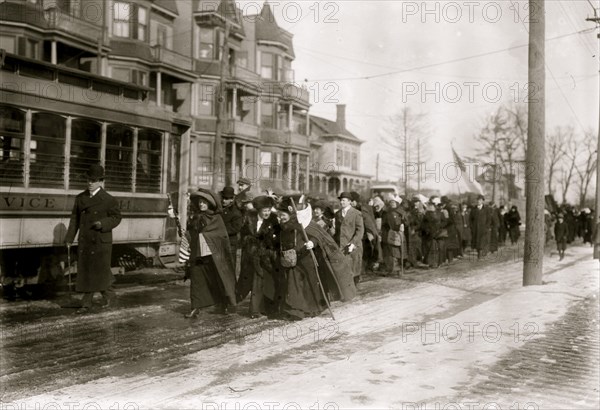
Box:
[278,194,305,212]
[220,186,235,199]
[252,195,275,211]
[85,164,105,180]
[350,191,361,202]
[338,191,353,200]
[190,188,218,210]
[237,177,252,186]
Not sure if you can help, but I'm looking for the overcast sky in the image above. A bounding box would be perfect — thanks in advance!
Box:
[239,0,599,196]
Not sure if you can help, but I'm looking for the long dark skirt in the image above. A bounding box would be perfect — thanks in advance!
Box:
[282,260,327,320]
[190,256,228,309]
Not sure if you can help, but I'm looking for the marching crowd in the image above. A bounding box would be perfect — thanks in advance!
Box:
[178,177,596,321]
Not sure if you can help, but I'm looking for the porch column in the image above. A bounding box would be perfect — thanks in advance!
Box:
[306,110,310,136]
[24,110,32,188]
[295,153,300,190]
[64,116,72,189]
[232,88,237,119]
[100,122,107,166]
[287,151,292,190]
[288,103,293,130]
[231,141,237,182]
[51,41,57,65]
[305,155,310,192]
[240,143,246,177]
[156,72,162,107]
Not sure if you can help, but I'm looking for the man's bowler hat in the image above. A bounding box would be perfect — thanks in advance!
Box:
[85,164,105,180]
[338,192,353,200]
[220,186,235,199]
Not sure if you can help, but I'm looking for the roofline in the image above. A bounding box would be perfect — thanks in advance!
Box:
[151,4,178,19]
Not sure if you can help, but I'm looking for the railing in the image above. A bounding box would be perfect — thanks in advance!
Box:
[151,45,193,71]
[227,119,259,139]
[289,132,309,148]
[230,65,259,82]
[44,7,103,42]
[260,128,288,145]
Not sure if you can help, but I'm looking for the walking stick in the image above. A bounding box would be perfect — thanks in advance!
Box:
[290,198,336,321]
[400,223,405,277]
[67,243,72,290]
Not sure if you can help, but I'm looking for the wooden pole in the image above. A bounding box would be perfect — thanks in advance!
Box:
[212,21,230,191]
[523,0,546,286]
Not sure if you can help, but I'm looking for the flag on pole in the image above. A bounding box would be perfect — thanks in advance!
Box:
[178,231,191,263]
[452,147,484,195]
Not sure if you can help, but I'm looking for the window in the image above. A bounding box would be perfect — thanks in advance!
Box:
[280,59,293,82]
[260,151,279,180]
[196,141,212,186]
[352,152,358,171]
[0,35,16,54]
[336,147,343,166]
[112,67,130,82]
[261,52,273,79]
[344,149,351,168]
[70,119,101,189]
[157,25,168,48]
[131,69,147,86]
[30,113,65,188]
[105,125,133,191]
[0,106,25,187]
[235,51,248,68]
[198,27,214,59]
[56,0,81,17]
[136,129,162,193]
[113,2,147,41]
[261,102,273,128]
[198,84,215,115]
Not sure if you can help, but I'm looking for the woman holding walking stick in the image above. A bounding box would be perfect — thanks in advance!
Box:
[277,196,356,320]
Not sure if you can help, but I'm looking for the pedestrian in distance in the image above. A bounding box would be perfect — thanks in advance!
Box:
[64,164,122,314]
[183,189,237,318]
[506,205,521,245]
[554,213,568,261]
[381,196,406,276]
[469,195,491,259]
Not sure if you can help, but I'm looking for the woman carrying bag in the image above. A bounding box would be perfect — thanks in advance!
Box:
[381,196,407,276]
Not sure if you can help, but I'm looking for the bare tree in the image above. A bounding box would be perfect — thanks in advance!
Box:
[505,103,528,159]
[381,106,430,193]
[558,128,578,203]
[475,106,525,202]
[546,127,567,197]
[575,131,597,207]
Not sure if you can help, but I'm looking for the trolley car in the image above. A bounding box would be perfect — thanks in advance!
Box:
[0,53,188,298]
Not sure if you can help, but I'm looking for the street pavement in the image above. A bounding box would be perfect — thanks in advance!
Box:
[0,241,598,409]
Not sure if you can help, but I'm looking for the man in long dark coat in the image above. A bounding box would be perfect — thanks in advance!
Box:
[65,164,122,313]
[470,195,491,259]
[351,191,381,272]
[220,186,243,276]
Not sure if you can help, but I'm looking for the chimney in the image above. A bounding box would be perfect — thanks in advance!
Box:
[336,104,346,131]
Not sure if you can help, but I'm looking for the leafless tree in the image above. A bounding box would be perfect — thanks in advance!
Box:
[575,131,597,207]
[559,130,579,203]
[381,106,430,193]
[505,103,528,159]
[546,127,568,197]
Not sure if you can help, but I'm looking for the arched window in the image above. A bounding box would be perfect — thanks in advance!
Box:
[30,112,65,188]
[105,124,134,192]
[70,119,101,189]
[136,129,162,193]
[0,106,25,186]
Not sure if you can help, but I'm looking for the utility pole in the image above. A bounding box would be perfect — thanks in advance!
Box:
[586,7,600,259]
[523,0,545,286]
[212,20,230,191]
[417,137,421,193]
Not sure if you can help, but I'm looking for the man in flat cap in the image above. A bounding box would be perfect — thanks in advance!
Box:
[334,192,364,284]
[65,164,122,313]
[234,177,253,212]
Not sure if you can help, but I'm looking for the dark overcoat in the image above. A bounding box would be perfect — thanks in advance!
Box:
[65,188,122,292]
[470,205,491,251]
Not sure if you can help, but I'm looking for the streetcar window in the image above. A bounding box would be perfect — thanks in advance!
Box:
[105,124,134,192]
[136,129,161,193]
[70,119,101,189]
[30,112,65,188]
[0,106,25,187]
